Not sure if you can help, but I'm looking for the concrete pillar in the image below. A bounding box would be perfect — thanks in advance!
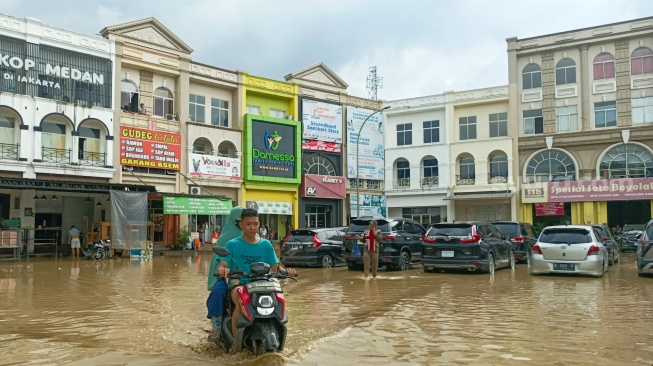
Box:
[579,44,591,131]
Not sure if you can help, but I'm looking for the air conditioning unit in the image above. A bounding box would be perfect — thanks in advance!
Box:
[190,186,201,195]
[166,114,174,120]
[122,166,133,171]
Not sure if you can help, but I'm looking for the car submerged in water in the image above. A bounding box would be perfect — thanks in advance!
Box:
[280,228,346,268]
[619,224,646,252]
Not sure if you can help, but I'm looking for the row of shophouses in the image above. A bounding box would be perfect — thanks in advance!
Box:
[0,13,652,248]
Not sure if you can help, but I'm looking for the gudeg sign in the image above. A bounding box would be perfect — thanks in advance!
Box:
[119,126,181,170]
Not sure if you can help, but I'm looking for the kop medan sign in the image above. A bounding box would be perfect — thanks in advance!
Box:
[244,115,301,183]
[522,177,653,203]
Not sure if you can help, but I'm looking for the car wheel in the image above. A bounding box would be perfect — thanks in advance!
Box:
[509,251,516,270]
[397,252,411,271]
[320,254,334,268]
[486,253,495,274]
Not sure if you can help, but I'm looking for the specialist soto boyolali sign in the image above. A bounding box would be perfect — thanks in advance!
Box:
[163,196,233,215]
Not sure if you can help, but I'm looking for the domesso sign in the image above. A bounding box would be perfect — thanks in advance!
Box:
[250,120,297,179]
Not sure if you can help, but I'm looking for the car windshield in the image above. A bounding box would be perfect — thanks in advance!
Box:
[492,223,520,235]
[540,228,592,244]
[622,225,645,234]
[428,224,473,237]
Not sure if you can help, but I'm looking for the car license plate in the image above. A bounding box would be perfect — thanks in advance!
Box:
[553,263,575,271]
[441,251,454,258]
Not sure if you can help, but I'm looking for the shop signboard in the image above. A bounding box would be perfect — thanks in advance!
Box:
[120,126,182,170]
[246,201,293,215]
[535,202,565,216]
[301,99,342,153]
[346,106,385,180]
[244,115,301,183]
[350,194,386,219]
[189,153,241,180]
[301,174,346,199]
[522,177,653,203]
[163,196,233,215]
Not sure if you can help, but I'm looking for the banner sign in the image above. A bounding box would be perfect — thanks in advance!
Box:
[246,201,293,215]
[535,202,565,216]
[346,106,385,180]
[250,120,298,179]
[301,174,346,199]
[301,100,342,152]
[189,153,241,179]
[522,177,653,203]
[163,196,233,215]
[350,194,386,219]
[120,126,182,170]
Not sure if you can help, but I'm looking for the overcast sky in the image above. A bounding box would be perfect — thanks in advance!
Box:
[4,0,653,100]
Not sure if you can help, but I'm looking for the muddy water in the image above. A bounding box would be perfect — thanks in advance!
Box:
[1,254,652,366]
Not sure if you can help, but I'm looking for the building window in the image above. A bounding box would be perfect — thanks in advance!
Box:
[422,158,438,187]
[600,143,653,179]
[269,109,286,119]
[303,154,336,175]
[189,94,205,123]
[632,97,653,124]
[211,98,229,127]
[458,155,475,184]
[41,121,66,149]
[397,123,412,146]
[366,180,380,189]
[396,160,410,187]
[594,101,617,128]
[423,120,439,143]
[0,115,15,145]
[192,138,213,155]
[78,126,102,166]
[459,116,477,140]
[525,150,576,183]
[593,52,615,80]
[523,109,543,135]
[121,80,138,112]
[153,87,174,117]
[631,47,653,75]
[489,112,507,137]
[489,152,508,183]
[246,105,261,115]
[402,207,442,226]
[557,105,578,132]
[555,58,577,85]
[349,179,363,188]
[522,63,542,89]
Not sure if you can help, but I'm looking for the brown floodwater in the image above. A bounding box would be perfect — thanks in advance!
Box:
[0,253,652,366]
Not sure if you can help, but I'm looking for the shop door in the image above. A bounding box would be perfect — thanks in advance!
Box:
[305,206,328,228]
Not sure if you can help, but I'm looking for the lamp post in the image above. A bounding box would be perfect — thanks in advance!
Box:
[355,106,391,219]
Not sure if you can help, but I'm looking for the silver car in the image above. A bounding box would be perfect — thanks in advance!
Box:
[530,225,609,278]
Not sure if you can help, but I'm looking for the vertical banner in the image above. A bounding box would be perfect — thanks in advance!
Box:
[301,99,343,152]
[346,106,384,180]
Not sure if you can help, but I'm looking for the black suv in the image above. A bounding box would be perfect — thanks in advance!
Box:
[590,224,620,265]
[280,228,346,268]
[343,218,426,271]
[620,224,646,252]
[491,221,538,264]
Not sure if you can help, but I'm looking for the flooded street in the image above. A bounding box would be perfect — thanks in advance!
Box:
[1,254,653,366]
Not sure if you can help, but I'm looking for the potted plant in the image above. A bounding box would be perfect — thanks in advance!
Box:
[176,226,191,250]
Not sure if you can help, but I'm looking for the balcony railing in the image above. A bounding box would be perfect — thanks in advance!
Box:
[42,146,71,164]
[0,143,19,160]
[420,176,439,187]
[78,151,106,167]
[488,174,509,184]
[394,178,410,189]
[456,175,475,185]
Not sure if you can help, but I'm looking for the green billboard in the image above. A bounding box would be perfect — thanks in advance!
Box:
[163,196,233,215]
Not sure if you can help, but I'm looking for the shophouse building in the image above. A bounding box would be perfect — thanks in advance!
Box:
[101,18,240,246]
[240,73,300,241]
[508,17,653,227]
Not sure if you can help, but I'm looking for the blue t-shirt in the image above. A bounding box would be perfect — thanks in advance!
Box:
[218,236,279,284]
[69,228,80,236]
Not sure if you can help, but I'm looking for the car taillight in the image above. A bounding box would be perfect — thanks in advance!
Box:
[422,234,437,243]
[281,234,290,250]
[382,234,397,241]
[587,244,600,256]
[275,292,285,319]
[459,235,481,243]
[511,236,524,243]
[312,235,322,248]
[236,286,253,322]
[533,244,543,255]
[343,234,353,241]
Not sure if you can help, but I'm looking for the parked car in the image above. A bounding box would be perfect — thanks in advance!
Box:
[530,225,609,278]
[491,221,538,264]
[421,222,515,274]
[343,218,426,271]
[590,224,620,265]
[636,218,653,277]
[619,224,646,252]
[280,228,346,268]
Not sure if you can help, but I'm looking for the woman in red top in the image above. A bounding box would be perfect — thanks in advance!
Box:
[355,220,382,278]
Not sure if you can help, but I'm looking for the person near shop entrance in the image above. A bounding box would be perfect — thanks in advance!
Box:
[259,224,268,239]
[69,225,81,259]
[206,206,243,338]
[355,220,382,278]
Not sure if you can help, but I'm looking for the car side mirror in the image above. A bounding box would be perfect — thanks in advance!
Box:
[212,246,229,257]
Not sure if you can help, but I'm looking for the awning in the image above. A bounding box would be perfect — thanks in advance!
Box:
[445,192,514,200]
[0,178,155,193]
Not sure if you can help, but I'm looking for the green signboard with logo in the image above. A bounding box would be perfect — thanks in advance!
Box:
[244,114,302,183]
[163,196,233,215]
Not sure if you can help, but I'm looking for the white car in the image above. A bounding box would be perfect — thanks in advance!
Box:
[530,225,609,278]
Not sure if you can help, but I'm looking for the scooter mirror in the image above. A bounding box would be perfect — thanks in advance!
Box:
[212,247,230,257]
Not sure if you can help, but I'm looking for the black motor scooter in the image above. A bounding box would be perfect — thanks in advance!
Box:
[212,246,298,356]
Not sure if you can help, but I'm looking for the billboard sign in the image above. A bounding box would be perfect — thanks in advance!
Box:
[346,106,384,180]
[522,177,653,203]
[301,174,346,199]
[301,99,342,152]
[350,194,386,219]
[244,115,301,183]
[119,126,181,170]
[189,153,241,180]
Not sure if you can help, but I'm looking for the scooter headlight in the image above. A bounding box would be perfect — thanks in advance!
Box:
[258,295,273,307]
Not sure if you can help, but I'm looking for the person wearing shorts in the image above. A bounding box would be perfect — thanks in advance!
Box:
[69,225,81,259]
[355,220,382,278]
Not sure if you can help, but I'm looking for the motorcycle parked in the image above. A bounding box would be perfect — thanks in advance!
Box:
[82,239,111,260]
[211,246,297,356]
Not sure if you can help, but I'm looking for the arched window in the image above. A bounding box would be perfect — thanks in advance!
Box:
[489,152,508,183]
[422,158,438,187]
[457,155,475,185]
[121,80,138,112]
[303,154,337,176]
[395,159,410,188]
[41,114,72,164]
[525,150,576,183]
[556,58,577,85]
[599,144,653,179]
[522,63,542,89]
[153,87,174,118]
[78,119,106,166]
[593,52,615,80]
[217,141,238,158]
[631,47,653,75]
[0,107,19,160]
[192,137,213,155]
